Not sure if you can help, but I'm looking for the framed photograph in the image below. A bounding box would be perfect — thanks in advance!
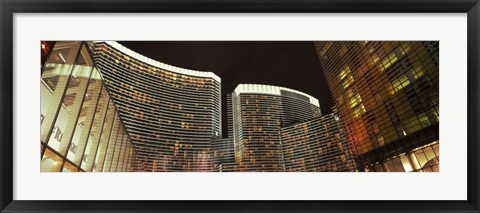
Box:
[1,0,479,212]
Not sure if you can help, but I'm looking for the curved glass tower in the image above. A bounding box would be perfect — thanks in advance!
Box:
[92,41,222,172]
[230,84,321,171]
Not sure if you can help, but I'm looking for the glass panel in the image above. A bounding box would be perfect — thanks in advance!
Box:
[110,128,125,172]
[400,155,413,172]
[117,133,128,172]
[66,126,82,162]
[423,146,437,160]
[384,159,396,172]
[67,68,102,164]
[48,51,93,155]
[81,137,94,169]
[422,167,433,172]
[374,164,383,172]
[102,111,121,172]
[46,125,64,151]
[41,42,82,144]
[63,161,79,172]
[433,142,439,157]
[41,148,63,172]
[414,149,428,168]
[82,88,109,171]
[93,101,116,172]
[41,41,80,91]
[392,157,405,172]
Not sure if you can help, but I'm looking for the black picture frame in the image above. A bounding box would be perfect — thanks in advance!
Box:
[1,0,479,212]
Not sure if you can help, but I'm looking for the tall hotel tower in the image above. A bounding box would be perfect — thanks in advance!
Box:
[230,84,321,171]
[314,41,439,172]
[92,41,222,172]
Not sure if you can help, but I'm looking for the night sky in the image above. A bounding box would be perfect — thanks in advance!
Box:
[118,41,334,137]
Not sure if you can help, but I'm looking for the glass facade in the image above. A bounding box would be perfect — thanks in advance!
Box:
[41,41,141,172]
[314,41,439,172]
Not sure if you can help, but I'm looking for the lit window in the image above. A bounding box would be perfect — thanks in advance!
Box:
[353,104,366,117]
[418,113,431,127]
[391,74,411,94]
[339,66,350,81]
[377,135,385,146]
[319,42,333,57]
[349,93,363,108]
[342,75,354,89]
[380,52,398,71]
[411,63,425,79]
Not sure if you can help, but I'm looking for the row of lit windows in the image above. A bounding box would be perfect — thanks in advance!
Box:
[96,59,219,95]
[95,44,216,85]
[98,62,219,103]
[321,42,434,93]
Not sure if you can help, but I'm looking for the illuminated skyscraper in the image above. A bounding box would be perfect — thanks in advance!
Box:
[92,41,222,172]
[314,41,439,172]
[230,84,321,171]
[43,40,436,173]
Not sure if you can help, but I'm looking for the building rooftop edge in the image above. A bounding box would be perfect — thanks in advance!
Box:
[94,41,221,82]
[233,84,320,107]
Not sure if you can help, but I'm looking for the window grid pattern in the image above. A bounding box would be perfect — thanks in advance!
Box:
[231,87,322,172]
[314,41,439,172]
[93,42,222,172]
[280,110,357,172]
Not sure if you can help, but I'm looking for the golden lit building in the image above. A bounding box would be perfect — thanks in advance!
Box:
[314,41,439,172]
[41,41,143,172]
